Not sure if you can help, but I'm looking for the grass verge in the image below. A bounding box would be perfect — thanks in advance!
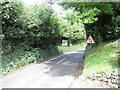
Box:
[58,43,85,53]
[1,43,85,76]
[83,39,119,76]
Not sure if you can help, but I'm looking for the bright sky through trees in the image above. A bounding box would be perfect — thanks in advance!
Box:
[21,0,44,5]
[52,3,66,17]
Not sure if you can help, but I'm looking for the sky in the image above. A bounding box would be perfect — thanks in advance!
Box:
[52,3,65,15]
[21,0,66,17]
[20,0,45,6]
[2,0,72,17]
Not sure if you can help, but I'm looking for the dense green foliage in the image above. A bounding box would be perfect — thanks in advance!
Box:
[58,11,86,43]
[1,47,62,75]
[1,43,85,76]
[1,1,119,76]
[59,1,120,76]
[1,1,86,75]
[60,2,120,43]
[1,1,86,53]
[2,1,61,53]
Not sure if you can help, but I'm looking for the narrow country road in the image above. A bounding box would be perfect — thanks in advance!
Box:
[0,49,85,88]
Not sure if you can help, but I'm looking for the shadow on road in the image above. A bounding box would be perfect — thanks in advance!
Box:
[42,50,85,77]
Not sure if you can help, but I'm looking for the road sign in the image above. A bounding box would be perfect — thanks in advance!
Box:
[62,40,68,46]
[86,35,95,44]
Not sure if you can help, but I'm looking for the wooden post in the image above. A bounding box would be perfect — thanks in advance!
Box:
[90,44,92,49]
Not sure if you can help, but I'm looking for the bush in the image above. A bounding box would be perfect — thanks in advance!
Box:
[1,47,62,75]
[2,1,61,53]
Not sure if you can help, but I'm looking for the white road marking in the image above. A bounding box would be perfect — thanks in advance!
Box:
[47,67,51,71]
[0,55,64,83]
[0,49,85,84]
[44,55,63,62]
[57,58,65,64]
[0,57,65,83]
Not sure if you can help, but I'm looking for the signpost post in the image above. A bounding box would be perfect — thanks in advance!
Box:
[86,35,95,50]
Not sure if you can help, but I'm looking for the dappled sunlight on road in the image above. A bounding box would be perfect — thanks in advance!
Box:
[1,49,85,88]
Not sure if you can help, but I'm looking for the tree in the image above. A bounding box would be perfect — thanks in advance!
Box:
[58,10,86,44]
[2,1,61,53]
[60,2,120,43]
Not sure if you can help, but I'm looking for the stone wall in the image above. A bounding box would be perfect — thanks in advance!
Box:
[88,73,120,88]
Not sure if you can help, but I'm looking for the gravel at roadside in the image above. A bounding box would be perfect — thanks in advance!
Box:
[70,75,111,88]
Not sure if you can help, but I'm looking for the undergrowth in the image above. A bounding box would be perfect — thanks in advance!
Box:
[1,43,85,76]
[83,39,119,75]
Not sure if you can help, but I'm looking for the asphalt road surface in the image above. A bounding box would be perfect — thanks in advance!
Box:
[0,49,85,88]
